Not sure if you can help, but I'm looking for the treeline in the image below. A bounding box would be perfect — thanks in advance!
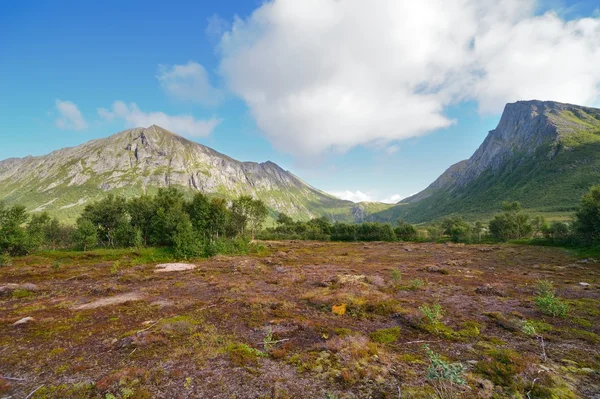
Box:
[261,185,600,246]
[0,188,268,261]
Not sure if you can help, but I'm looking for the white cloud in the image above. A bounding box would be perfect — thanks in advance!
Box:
[380,194,403,204]
[55,99,87,130]
[157,61,224,106]
[97,101,221,137]
[331,190,374,203]
[205,14,231,40]
[330,190,404,204]
[216,0,600,157]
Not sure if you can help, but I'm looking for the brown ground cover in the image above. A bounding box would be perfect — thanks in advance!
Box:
[0,241,599,398]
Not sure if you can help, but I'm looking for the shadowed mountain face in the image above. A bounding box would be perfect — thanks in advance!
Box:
[0,125,385,222]
[378,100,600,222]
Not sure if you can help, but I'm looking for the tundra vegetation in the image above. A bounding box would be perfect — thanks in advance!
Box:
[0,187,599,397]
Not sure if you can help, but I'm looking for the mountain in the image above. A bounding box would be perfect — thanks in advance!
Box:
[0,125,389,222]
[376,100,600,223]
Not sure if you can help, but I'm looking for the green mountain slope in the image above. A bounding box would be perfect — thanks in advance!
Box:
[376,100,600,223]
[0,125,389,222]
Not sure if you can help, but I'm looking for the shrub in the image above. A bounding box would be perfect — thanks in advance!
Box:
[395,220,418,241]
[534,280,568,318]
[489,201,533,241]
[409,278,425,290]
[535,294,568,318]
[419,303,444,325]
[391,268,402,284]
[0,253,11,267]
[423,345,466,399]
[574,185,600,244]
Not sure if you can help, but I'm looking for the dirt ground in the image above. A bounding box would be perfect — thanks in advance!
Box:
[1,241,599,398]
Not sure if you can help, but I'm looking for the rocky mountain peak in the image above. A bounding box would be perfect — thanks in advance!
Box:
[402,100,600,203]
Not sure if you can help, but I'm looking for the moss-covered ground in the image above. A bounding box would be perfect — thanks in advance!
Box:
[1,242,599,398]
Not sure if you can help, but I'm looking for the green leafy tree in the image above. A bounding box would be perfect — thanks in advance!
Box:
[72,218,98,251]
[276,212,294,226]
[27,212,52,249]
[395,220,418,241]
[186,192,211,237]
[330,222,357,241]
[441,217,472,242]
[80,194,129,247]
[229,196,268,239]
[173,219,204,259]
[128,195,155,245]
[150,188,189,246]
[574,185,600,245]
[0,203,31,255]
[207,198,229,239]
[489,201,533,241]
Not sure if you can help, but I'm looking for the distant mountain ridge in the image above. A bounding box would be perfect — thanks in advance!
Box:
[377,100,600,222]
[0,125,390,222]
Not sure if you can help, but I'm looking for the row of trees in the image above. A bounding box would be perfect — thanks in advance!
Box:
[3,185,600,259]
[261,185,600,246]
[0,188,268,258]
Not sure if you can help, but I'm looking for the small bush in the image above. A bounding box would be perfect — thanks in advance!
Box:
[409,278,425,290]
[423,345,466,399]
[391,268,402,283]
[226,343,265,366]
[0,253,11,267]
[536,279,555,297]
[534,280,568,318]
[419,303,444,325]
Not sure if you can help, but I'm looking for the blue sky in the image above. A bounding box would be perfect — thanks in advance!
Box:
[1,0,599,203]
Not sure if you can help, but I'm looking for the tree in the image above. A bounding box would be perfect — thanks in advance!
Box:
[395,220,418,241]
[0,203,31,255]
[27,212,52,249]
[229,196,268,239]
[186,192,211,237]
[441,217,472,243]
[489,201,533,241]
[72,218,97,251]
[150,188,189,246]
[542,221,570,244]
[207,198,229,239]
[574,185,600,245]
[80,194,129,247]
[128,195,155,245]
[331,222,357,241]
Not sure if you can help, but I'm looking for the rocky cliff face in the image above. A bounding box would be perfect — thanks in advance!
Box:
[0,125,354,221]
[377,100,600,222]
[404,100,600,202]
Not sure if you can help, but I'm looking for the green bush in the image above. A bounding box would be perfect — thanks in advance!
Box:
[423,345,466,399]
[534,280,568,318]
[0,253,11,267]
[489,201,533,241]
[419,303,444,325]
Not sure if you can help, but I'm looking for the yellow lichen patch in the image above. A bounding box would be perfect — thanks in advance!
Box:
[332,303,346,315]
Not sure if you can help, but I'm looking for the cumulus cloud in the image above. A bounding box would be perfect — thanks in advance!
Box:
[55,99,87,130]
[157,61,224,106]
[330,190,404,204]
[216,0,600,157]
[205,14,231,40]
[97,101,221,137]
